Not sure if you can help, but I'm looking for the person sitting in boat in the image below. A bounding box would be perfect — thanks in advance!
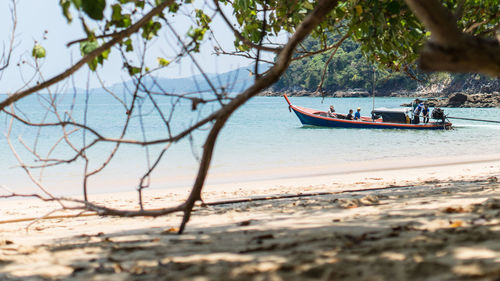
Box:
[422,104,430,124]
[346,109,354,120]
[328,105,336,117]
[413,102,424,124]
[354,107,361,120]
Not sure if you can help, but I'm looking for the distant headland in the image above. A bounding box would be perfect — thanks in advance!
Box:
[259,75,500,108]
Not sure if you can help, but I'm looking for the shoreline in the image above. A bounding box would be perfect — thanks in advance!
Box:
[1,154,499,224]
[152,153,500,194]
[2,152,499,202]
[258,91,500,108]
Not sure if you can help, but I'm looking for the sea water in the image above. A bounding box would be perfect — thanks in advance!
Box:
[1,94,499,196]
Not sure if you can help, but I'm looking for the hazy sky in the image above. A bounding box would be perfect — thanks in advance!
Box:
[0,1,274,93]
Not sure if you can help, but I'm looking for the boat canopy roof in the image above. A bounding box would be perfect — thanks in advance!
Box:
[371,107,411,123]
[372,107,411,114]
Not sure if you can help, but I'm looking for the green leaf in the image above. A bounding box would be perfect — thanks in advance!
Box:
[126,64,141,75]
[237,0,250,10]
[80,40,99,56]
[82,0,106,20]
[80,40,105,71]
[111,4,122,21]
[157,57,170,67]
[302,1,313,10]
[101,48,110,60]
[60,0,72,23]
[32,43,46,59]
[71,0,82,9]
[123,39,133,52]
[110,4,131,28]
[142,20,162,40]
[386,1,400,15]
[135,1,145,8]
[168,2,179,13]
[88,58,98,71]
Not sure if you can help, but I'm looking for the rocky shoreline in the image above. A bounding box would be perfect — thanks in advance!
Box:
[259,90,500,108]
[401,93,500,108]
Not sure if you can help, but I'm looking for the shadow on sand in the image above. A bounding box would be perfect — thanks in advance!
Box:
[0,179,499,280]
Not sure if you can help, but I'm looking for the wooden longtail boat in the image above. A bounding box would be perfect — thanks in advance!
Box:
[284,95,452,130]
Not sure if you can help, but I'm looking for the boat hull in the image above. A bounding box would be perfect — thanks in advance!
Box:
[284,96,452,130]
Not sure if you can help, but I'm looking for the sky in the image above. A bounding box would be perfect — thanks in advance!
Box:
[0,0,277,93]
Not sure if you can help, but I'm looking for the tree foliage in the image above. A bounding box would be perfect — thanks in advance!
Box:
[227,0,498,73]
[273,35,418,93]
[52,0,499,76]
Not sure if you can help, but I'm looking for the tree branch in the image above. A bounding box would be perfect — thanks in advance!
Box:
[404,0,500,77]
[0,0,174,111]
[0,0,17,72]
[316,32,350,93]
[177,0,340,233]
[1,0,340,234]
[213,0,282,53]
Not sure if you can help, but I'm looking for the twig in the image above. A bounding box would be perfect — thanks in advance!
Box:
[213,0,281,53]
[177,0,341,233]
[316,32,350,93]
[0,0,175,111]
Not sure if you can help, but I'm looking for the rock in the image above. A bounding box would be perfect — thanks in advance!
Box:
[389,90,415,97]
[258,90,275,96]
[400,98,443,107]
[443,75,500,94]
[259,90,332,97]
[447,93,468,107]
[423,98,440,107]
[440,92,500,108]
[258,90,281,97]
[262,88,500,108]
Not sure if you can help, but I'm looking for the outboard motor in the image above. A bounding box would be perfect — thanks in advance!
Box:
[431,108,445,122]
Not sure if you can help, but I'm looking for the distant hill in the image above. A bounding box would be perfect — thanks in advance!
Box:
[270,34,499,97]
[10,65,266,97]
[107,65,268,94]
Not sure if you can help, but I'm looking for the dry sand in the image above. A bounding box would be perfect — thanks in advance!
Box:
[0,156,499,280]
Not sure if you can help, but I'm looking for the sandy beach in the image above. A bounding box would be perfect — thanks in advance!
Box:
[0,156,499,280]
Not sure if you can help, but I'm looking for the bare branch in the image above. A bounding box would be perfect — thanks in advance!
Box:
[292,36,349,61]
[178,0,340,233]
[5,114,63,205]
[164,20,220,100]
[0,0,175,111]
[0,0,17,72]
[213,0,281,53]
[66,31,122,47]
[254,0,268,79]
[1,0,340,234]
[316,32,350,93]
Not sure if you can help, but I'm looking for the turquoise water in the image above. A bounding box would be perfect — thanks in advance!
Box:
[1,94,499,196]
[218,96,500,169]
